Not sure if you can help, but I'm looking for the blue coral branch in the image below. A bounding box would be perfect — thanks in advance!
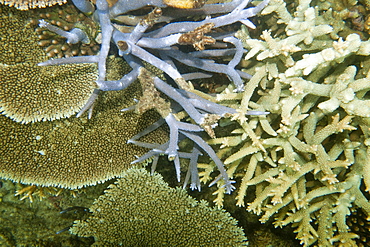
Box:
[38,0,270,192]
[38,20,90,44]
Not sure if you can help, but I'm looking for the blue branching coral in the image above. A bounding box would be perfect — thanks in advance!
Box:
[38,0,270,194]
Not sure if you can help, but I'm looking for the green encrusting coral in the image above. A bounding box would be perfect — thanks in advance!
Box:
[70,168,248,246]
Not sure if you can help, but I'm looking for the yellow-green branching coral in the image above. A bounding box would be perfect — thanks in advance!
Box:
[201,0,370,246]
[70,168,248,246]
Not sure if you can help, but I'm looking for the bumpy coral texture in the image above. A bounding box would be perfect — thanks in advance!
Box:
[0,56,167,189]
[0,82,166,189]
[31,3,100,58]
[0,4,167,189]
[0,4,97,124]
[0,0,67,10]
[70,168,248,246]
[198,0,370,246]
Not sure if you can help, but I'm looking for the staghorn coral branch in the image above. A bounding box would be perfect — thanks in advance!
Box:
[109,0,166,17]
[162,48,245,91]
[38,56,99,66]
[38,20,90,44]
[183,147,202,191]
[96,0,113,81]
[180,130,235,194]
[71,0,95,14]
[146,0,270,38]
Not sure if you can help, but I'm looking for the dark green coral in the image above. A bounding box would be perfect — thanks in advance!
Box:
[70,168,248,246]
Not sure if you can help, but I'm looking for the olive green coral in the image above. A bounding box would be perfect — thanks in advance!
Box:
[0,4,44,64]
[0,78,167,189]
[70,168,248,246]
[0,5,167,189]
[0,4,98,123]
[0,62,98,124]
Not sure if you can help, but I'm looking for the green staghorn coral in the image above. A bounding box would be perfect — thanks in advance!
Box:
[70,168,248,246]
[196,0,370,246]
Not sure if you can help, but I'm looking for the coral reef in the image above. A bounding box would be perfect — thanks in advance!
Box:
[37,0,270,193]
[0,65,167,189]
[316,0,369,39]
[70,168,248,246]
[196,0,370,246]
[0,179,109,246]
[3,0,370,246]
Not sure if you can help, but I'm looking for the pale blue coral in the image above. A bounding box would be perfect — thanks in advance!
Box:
[38,0,270,193]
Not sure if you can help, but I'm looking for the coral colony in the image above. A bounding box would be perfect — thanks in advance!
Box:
[37,0,270,194]
[70,168,248,246]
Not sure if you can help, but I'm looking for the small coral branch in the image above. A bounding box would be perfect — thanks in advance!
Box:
[39,19,89,44]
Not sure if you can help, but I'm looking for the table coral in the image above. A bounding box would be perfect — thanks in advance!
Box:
[0,62,98,123]
[70,168,248,246]
[198,0,370,246]
[8,0,370,245]
[0,4,168,189]
[0,4,98,123]
[0,59,168,189]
